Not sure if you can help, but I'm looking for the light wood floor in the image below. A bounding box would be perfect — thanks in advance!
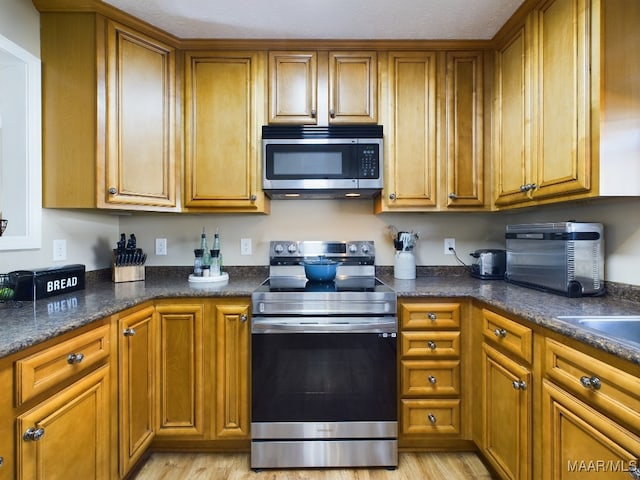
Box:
[133,452,495,479]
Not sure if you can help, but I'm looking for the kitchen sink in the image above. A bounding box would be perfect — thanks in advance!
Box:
[556,316,640,346]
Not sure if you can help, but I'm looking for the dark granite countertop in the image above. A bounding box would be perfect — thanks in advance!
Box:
[1,266,639,366]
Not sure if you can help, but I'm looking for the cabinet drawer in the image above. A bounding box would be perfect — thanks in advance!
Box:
[481,308,532,363]
[402,331,461,357]
[545,338,640,433]
[16,324,110,405]
[401,360,460,396]
[401,303,461,330]
[401,399,460,436]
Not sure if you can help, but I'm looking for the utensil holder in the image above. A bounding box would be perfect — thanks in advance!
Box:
[394,251,416,280]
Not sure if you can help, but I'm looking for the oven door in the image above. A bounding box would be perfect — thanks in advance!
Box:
[251,321,397,429]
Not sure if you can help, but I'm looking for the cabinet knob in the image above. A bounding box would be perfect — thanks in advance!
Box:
[329,109,335,118]
[389,193,396,201]
[310,109,317,118]
[23,427,45,442]
[427,341,437,350]
[427,312,436,321]
[427,413,437,424]
[250,194,257,202]
[628,465,640,479]
[240,314,248,322]
[580,375,602,390]
[108,187,117,195]
[494,328,507,338]
[122,327,136,337]
[512,379,527,390]
[427,375,437,384]
[67,352,85,364]
[448,192,457,199]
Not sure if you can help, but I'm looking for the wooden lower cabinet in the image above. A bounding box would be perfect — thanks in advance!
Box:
[212,301,250,440]
[118,305,155,477]
[481,343,532,480]
[542,380,640,480]
[16,365,110,480]
[155,302,205,438]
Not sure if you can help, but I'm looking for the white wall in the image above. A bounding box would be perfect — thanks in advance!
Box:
[0,0,120,273]
[1,0,640,287]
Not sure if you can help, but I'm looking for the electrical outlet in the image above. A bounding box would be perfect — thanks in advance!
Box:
[240,238,252,256]
[53,239,67,261]
[155,238,167,256]
[444,238,455,255]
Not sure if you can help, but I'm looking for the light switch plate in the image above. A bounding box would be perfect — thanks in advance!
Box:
[240,238,252,255]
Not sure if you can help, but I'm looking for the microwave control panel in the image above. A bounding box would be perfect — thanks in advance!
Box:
[357,144,380,178]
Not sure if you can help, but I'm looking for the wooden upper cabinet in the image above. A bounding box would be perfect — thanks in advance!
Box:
[39,13,178,211]
[268,50,377,125]
[328,51,377,124]
[183,51,268,212]
[378,51,438,211]
[494,24,531,207]
[445,51,485,208]
[102,20,177,209]
[494,0,591,208]
[268,51,317,124]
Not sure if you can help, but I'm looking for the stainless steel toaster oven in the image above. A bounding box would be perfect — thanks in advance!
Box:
[505,222,604,297]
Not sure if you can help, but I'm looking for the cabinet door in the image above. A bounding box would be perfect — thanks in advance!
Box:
[184,51,267,211]
[155,303,204,437]
[213,303,250,439]
[482,344,531,480]
[445,51,485,208]
[328,51,377,124]
[494,24,532,207]
[118,306,155,477]
[16,366,110,480]
[542,380,640,480]
[381,51,438,210]
[532,0,591,201]
[103,20,177,210]
[269,51,317,124]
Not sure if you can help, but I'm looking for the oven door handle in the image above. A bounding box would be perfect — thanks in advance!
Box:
[251,317,397,334]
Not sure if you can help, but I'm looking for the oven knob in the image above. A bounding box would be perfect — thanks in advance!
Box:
[361,244,370,254]
[273,243,284,254]
[287,243,298,254]
[349,244,358,253]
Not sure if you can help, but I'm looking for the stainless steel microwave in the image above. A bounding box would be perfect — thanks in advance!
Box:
[262,125,383,199]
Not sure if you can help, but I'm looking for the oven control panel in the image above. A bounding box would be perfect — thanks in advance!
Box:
[269,240,375,265]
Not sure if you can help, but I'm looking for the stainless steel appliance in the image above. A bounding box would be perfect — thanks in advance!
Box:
[262,125,383,199]
[470,249,506,279]
[505,222,604,297]
[251,240,397,470]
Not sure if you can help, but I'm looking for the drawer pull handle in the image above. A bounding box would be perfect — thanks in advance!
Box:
[494,328,507,338]
[580,375,602,390]
[427,413,437,424]
[427,313,436,321]
[427,375,437,384]
[67,353,85,364]
[427,341,437,350]
[23,427,45,442]
[512,379,527,390]
[122,327,136,337]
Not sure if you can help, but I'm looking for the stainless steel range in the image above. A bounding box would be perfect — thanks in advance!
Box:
[251,240,398,470]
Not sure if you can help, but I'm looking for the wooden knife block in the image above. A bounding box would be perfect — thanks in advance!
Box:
[111,253,145,283]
